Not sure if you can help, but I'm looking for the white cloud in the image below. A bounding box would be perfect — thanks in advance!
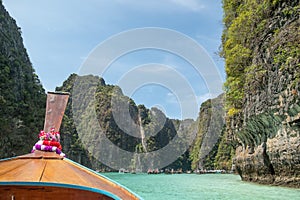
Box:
[167,92,174,97]
[166,92,178,104]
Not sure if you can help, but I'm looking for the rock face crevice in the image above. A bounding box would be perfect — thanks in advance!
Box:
[262,143,275,177]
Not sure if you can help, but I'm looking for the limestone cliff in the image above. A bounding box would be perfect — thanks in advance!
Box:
[190,94,225,170]
[0,1,46,158]
[57,74,194,172]
[222,0,299,187]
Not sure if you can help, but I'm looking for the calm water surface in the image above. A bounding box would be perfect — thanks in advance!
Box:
[103,173,300,200]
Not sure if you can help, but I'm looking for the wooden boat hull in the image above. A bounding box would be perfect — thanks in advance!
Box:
[0,183,115,200]
[0,151,141,200]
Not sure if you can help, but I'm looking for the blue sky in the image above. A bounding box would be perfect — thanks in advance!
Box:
[3,0,225,120]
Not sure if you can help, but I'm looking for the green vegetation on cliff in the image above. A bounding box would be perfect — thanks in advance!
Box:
[190,94,225,170]
[57,74,194,171]
[0,2,46,158]
[214,130,235,171]
[222,0,300,145]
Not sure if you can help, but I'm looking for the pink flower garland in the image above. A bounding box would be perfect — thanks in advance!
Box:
[31,128,66,157]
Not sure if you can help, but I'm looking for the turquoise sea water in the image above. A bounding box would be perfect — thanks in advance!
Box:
[103,173,300,200]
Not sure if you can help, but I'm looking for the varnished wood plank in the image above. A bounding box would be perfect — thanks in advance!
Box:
[0,159,46,182]
[41,159,92,186]
[18,150,64,159]
[0,159,30,177]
